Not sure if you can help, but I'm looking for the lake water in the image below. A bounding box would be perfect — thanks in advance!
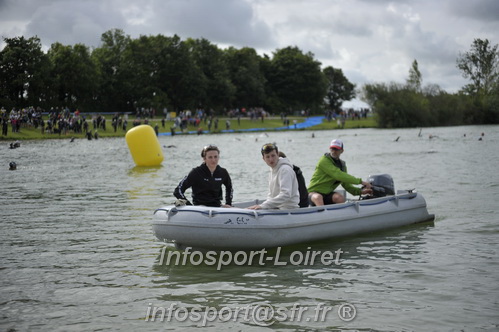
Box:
[1,125,498,331]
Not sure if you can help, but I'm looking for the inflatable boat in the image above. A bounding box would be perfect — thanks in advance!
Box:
[153,176,434,250]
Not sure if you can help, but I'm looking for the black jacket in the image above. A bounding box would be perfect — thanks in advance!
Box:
[174,163,233,207]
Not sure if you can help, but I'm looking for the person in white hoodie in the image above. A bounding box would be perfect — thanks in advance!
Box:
[248,143,300,210]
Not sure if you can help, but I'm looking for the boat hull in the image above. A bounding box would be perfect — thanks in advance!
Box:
[152,192,434,250]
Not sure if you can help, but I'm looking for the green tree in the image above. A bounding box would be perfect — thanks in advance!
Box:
[361,82,434,128]
[323,66,355,112]
[456,38,499,123]
[154,35,204,113]
[266,46,327,113]
[121,35,168,112]
[258,54,274,111]
[224,46,266,109]
[427,91,467,126]
[47,42,97,109]
[123,34,203,113]
[0,36,49,109]
[186,38,235,112]
[406,59,422,92]
[92,29,132,113]
[482,83,499,123]
[457,38,499,97]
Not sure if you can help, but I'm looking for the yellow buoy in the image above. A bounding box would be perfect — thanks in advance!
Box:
[125,125,164,166]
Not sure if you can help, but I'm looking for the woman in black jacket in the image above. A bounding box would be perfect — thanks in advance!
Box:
[173,145,233,207]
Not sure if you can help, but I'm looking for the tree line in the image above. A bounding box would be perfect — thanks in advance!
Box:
[1,29,497,127]
[361,38,499,127]
[0,29,354,118]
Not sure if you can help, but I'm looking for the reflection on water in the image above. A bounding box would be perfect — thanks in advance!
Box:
[126,165,165,203]
[152,222,435,289]
[128,164,164,176]
[1,125,498,331]
[149,223,438,330]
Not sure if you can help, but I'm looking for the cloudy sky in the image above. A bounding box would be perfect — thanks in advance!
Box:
[1,0,498,106]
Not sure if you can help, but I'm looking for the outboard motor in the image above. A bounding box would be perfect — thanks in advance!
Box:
[367,174,395,197]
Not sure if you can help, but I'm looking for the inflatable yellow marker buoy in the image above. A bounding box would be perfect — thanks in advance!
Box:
[126,125,164,166]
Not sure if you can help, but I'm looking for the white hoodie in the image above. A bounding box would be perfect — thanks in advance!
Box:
[260,157,300,209]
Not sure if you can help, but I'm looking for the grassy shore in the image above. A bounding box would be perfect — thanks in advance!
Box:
[1,115,377,140]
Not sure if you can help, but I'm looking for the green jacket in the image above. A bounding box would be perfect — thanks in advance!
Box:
[307,153,362,196]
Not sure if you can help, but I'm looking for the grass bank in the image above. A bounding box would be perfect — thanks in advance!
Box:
[1,115,377,141]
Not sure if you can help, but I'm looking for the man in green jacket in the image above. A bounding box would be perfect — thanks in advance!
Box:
[308,139,372,206]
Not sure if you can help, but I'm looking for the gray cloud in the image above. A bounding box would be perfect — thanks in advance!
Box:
[25,0,124,47]
[448,0,499,22]
[2,0,274,49]
[0,0,37,20]
[147,0,275,48]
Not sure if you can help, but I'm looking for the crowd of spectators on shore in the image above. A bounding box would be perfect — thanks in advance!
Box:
[167,107,269,133]
[324,108,370,128]
[1,105,219,137]
[325,108,369,122]
[1,106,46,136]
[1,105,274,136]
[1,104,369,137]
[1,106,137,137]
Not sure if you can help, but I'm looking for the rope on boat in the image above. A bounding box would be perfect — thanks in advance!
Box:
[154,192,418,218]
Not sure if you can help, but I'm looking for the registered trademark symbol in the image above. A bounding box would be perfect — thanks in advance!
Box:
[338,303,356,321]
